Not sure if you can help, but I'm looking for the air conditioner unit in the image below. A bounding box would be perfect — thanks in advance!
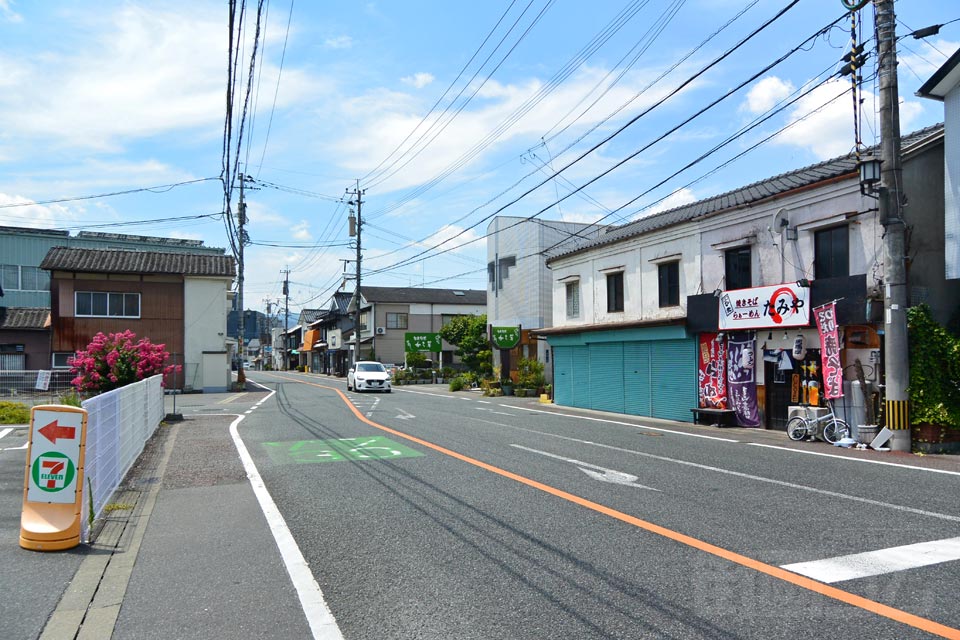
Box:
[375,327,386,335]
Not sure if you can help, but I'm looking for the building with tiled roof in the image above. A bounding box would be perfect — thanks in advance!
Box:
[0,307,51,370]
[41,247,237,392]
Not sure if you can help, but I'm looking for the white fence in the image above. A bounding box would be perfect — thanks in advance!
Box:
[80,375,165,541]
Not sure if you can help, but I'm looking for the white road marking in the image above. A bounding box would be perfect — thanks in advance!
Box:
[469,420,960,524]
[0,428,13,440]
[476,407,514,416]
[509,405,740,443]
[512,444,659,491]
[229,391,345,640]
[395,389,454,398]
[782,537,960,583]
[395,409,416,420]
[747,442,960,477]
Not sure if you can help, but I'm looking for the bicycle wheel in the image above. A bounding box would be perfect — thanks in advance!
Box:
[786,417,808,441]
[822,418,850,444]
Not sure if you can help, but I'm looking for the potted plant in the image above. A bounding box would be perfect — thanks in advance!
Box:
[907,305,960,454]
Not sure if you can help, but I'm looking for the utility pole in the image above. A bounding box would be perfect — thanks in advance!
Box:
[282,268,290,370]
[236,174,249,386]
[347,182,364,367]
[875,0,910,451]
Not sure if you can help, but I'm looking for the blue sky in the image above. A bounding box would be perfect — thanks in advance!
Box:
[0,0,956,314]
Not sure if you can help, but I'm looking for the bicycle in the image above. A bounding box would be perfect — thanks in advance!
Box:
[786,405,850,444]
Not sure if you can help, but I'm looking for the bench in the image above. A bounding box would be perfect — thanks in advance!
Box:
[690,407,737,427]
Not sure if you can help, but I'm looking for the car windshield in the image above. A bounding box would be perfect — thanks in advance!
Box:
[357,363,386,373]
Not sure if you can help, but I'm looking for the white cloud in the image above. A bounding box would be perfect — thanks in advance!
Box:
[325,65,688,194]
[899,38,960,82]
[291,221,312,241]
[0,5,315,153]
[742,76,794,115]
[0,0,22,23]
[324,35,353,50]
[401,72,434,89]
[634,188,698,219]
[0,193,78,228]
[770,79,923,160]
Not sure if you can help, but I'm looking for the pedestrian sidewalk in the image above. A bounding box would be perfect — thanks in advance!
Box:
[35,410,315,640]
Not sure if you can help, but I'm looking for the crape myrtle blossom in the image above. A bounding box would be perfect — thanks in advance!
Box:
[69,330,180,394]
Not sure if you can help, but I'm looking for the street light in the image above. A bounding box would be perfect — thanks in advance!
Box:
[858,155,882,198]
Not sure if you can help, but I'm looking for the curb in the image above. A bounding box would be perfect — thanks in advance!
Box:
[41,421,180,640]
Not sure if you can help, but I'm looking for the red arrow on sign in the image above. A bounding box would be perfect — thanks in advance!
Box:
[38,420,76,444]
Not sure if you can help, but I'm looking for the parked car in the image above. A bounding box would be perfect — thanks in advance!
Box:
[347,361,392,393]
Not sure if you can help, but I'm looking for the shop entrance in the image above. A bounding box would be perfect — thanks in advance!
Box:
[764,349,822,430]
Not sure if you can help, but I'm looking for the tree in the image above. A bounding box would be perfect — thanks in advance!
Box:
[439,314,491,376]
[70,330,179,394]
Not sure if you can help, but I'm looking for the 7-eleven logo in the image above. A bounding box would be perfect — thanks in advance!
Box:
[31,452,76,493]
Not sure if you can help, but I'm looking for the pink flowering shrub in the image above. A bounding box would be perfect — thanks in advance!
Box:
[70,330,180,394]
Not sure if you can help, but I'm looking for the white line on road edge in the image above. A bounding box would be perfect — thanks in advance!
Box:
[498,425,960,523]
[509,405,740,443]
[229,396,345,640]
[782,537,960,583]
[0,427,12,440]
[746,442,960,477]
[395,388,455,398]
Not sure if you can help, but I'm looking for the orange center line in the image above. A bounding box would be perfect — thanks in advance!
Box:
[263,373,960,640]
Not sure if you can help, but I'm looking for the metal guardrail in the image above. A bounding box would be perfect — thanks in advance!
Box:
[0,370,75,406]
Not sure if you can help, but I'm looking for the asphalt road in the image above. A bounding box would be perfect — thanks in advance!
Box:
[228,372,960,640]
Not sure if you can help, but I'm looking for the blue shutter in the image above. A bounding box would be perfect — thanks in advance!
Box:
[623,341,651,416]
[650,339,697,422]
[570,345,590,408]
[589,342,624,413]
[553,346,573,406]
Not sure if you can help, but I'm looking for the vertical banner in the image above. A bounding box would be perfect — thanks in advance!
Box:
[697,333,727,409]
[814,302,844,399]
[727,332,761,427]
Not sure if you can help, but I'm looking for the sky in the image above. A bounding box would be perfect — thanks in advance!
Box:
[0,0,956,315]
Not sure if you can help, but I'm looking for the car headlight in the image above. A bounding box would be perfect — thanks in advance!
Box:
[356,376,366,382]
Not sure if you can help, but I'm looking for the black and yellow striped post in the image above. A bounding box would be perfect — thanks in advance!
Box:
[885,399,910,431]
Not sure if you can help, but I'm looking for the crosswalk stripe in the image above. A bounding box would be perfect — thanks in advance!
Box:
[782,537,960,583]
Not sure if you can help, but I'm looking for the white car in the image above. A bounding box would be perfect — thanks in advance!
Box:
[347,361,392,393]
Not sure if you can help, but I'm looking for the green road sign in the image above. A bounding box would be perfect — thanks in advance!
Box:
[491,326,521,349]
[263,436,424,464]
[404,332,442,352]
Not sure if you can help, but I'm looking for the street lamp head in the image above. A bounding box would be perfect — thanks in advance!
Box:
[858,155,882,198]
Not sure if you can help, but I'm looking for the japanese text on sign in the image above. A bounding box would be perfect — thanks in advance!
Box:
[718,282,811,330]
[491,326,521,349]
[814,302,844,400]
[404,332,441,352]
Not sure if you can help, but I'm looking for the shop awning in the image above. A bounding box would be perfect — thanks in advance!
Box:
[303,329,320,351]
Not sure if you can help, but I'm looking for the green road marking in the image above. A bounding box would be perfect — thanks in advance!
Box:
[262,436,424,464]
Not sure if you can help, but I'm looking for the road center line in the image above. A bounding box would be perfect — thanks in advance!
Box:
[280,376,960,639]
[782,537,960,584]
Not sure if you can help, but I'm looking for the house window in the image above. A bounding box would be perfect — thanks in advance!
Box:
[386,312,408,329]
[75,292,141,318]
[52,353,74,369]
[724,247,751,291]
[0,265,50,291]
[814,225,849,279]
[658,262,680,307]
[606,272,624,312]
[359,312,369,331]
[565,281,580,318]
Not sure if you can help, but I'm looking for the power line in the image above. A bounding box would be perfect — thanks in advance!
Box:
[0,177,219,209]
[365,0,814,277]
